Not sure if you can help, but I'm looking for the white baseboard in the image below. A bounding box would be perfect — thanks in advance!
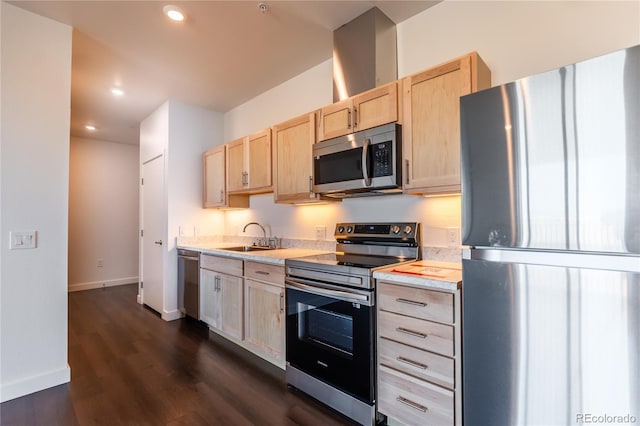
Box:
[0,364,70,403]
[162,309,183,322]
[68,277,138,292]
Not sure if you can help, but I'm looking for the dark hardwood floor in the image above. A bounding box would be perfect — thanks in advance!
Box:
[0,284,357,426]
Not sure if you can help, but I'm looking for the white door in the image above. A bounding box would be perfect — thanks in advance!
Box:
[142,155,164,314]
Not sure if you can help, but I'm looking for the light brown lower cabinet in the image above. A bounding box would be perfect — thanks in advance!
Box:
[200,255,285,367]
[244,278,285,360]
[377,281,462,426]
[200,255,244,340]
[379,365,454,426]
[243,261,285,363]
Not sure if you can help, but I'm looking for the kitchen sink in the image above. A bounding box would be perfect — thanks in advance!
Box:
[222,245,281,252]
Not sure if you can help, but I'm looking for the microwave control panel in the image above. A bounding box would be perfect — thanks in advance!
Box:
[372,141,392,177]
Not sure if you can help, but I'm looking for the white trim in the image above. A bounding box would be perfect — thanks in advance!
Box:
[68,277,138,292]
[0,365,71,403]
[161,309,183,322]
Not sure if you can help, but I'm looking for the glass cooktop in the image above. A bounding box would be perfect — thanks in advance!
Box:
[288,252,407,270]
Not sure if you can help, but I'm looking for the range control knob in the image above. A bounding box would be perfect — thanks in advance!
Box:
[346,226,353,233]
[404,225,413,234]
[337,226,345,233]
[391,225,401,234]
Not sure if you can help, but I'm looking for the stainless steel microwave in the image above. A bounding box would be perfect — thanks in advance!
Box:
[312,123,402,198]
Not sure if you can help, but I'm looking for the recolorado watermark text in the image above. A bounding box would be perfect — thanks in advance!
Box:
[576,413,637,424]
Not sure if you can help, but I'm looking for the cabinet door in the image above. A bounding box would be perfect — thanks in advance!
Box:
[403,53,490,195]
[218,272,243,340]
[226,138,245,192]
[273,112,321,203]
[246,128,272,191]
[318,98,353,141]
[353,81,397,132]
[203,146,249,209]
[200,268,219,327]
[244,279,284,360]
[203,146,226,208]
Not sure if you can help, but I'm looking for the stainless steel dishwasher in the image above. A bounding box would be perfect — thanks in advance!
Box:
[177,249,200,319]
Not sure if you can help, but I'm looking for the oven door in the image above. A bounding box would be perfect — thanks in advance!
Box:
[285,279,375,403]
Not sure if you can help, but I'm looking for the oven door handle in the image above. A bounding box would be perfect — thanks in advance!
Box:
[285,279,372,305]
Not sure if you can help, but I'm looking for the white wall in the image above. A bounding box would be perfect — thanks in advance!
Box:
[140,100,169,164]
[165,100,225,317]
[222,1,640,250]
[224,60,333,141]
[0,3,72,402]
[140,100,225,320]
[68,137,139,291]
[397,0,640,84]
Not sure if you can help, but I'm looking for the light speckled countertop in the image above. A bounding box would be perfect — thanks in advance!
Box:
[374,259,462,292]
[177,241,330,266]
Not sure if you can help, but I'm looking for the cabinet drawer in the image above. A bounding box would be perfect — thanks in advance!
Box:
[378,365,454,426]
[378,310,454,357]
[200,254,243,276]
[244,261,284,287]
[378,337,454,390]
[378,282,454,324]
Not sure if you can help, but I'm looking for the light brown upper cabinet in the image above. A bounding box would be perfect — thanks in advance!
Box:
[227,128,273,194]
[203,145,249,209]
[318,81,398,141]
[272,111,326,204]
[402,52,491,195]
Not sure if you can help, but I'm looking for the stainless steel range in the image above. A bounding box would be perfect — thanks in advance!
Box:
[285,222,421,426]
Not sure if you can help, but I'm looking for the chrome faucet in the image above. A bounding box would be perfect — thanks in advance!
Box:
[243,222,267,240]
[242,222,279,248]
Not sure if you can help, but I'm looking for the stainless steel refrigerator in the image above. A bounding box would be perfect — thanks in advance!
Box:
[460,45,639,425]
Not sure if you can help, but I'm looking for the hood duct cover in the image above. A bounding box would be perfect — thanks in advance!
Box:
[333,7,397,102]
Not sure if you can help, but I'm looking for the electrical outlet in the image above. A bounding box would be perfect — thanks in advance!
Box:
[315,225,327,240]
[97,259,104,268]
[446,227,460,247]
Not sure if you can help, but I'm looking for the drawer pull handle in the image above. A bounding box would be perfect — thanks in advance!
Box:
[255,270,270,275]
[396,396,428,413]
[396,327,427,339]
[395,298,426,307]
[396,356,428,370]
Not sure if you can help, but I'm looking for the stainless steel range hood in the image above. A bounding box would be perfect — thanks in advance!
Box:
[333,7,397,102]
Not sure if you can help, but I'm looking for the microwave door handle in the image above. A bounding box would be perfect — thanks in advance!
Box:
[362,138,371,186]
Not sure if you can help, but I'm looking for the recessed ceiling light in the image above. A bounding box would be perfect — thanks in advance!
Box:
[163,5,185,22]
[111,87,125,96]
[85,125,96,131]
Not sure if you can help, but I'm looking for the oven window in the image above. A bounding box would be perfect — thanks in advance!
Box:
[298,302,353,357]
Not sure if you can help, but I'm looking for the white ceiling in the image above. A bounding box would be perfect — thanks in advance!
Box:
[11,1,439,145]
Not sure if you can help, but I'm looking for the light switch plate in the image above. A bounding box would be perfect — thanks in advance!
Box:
[10,230,37,249]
